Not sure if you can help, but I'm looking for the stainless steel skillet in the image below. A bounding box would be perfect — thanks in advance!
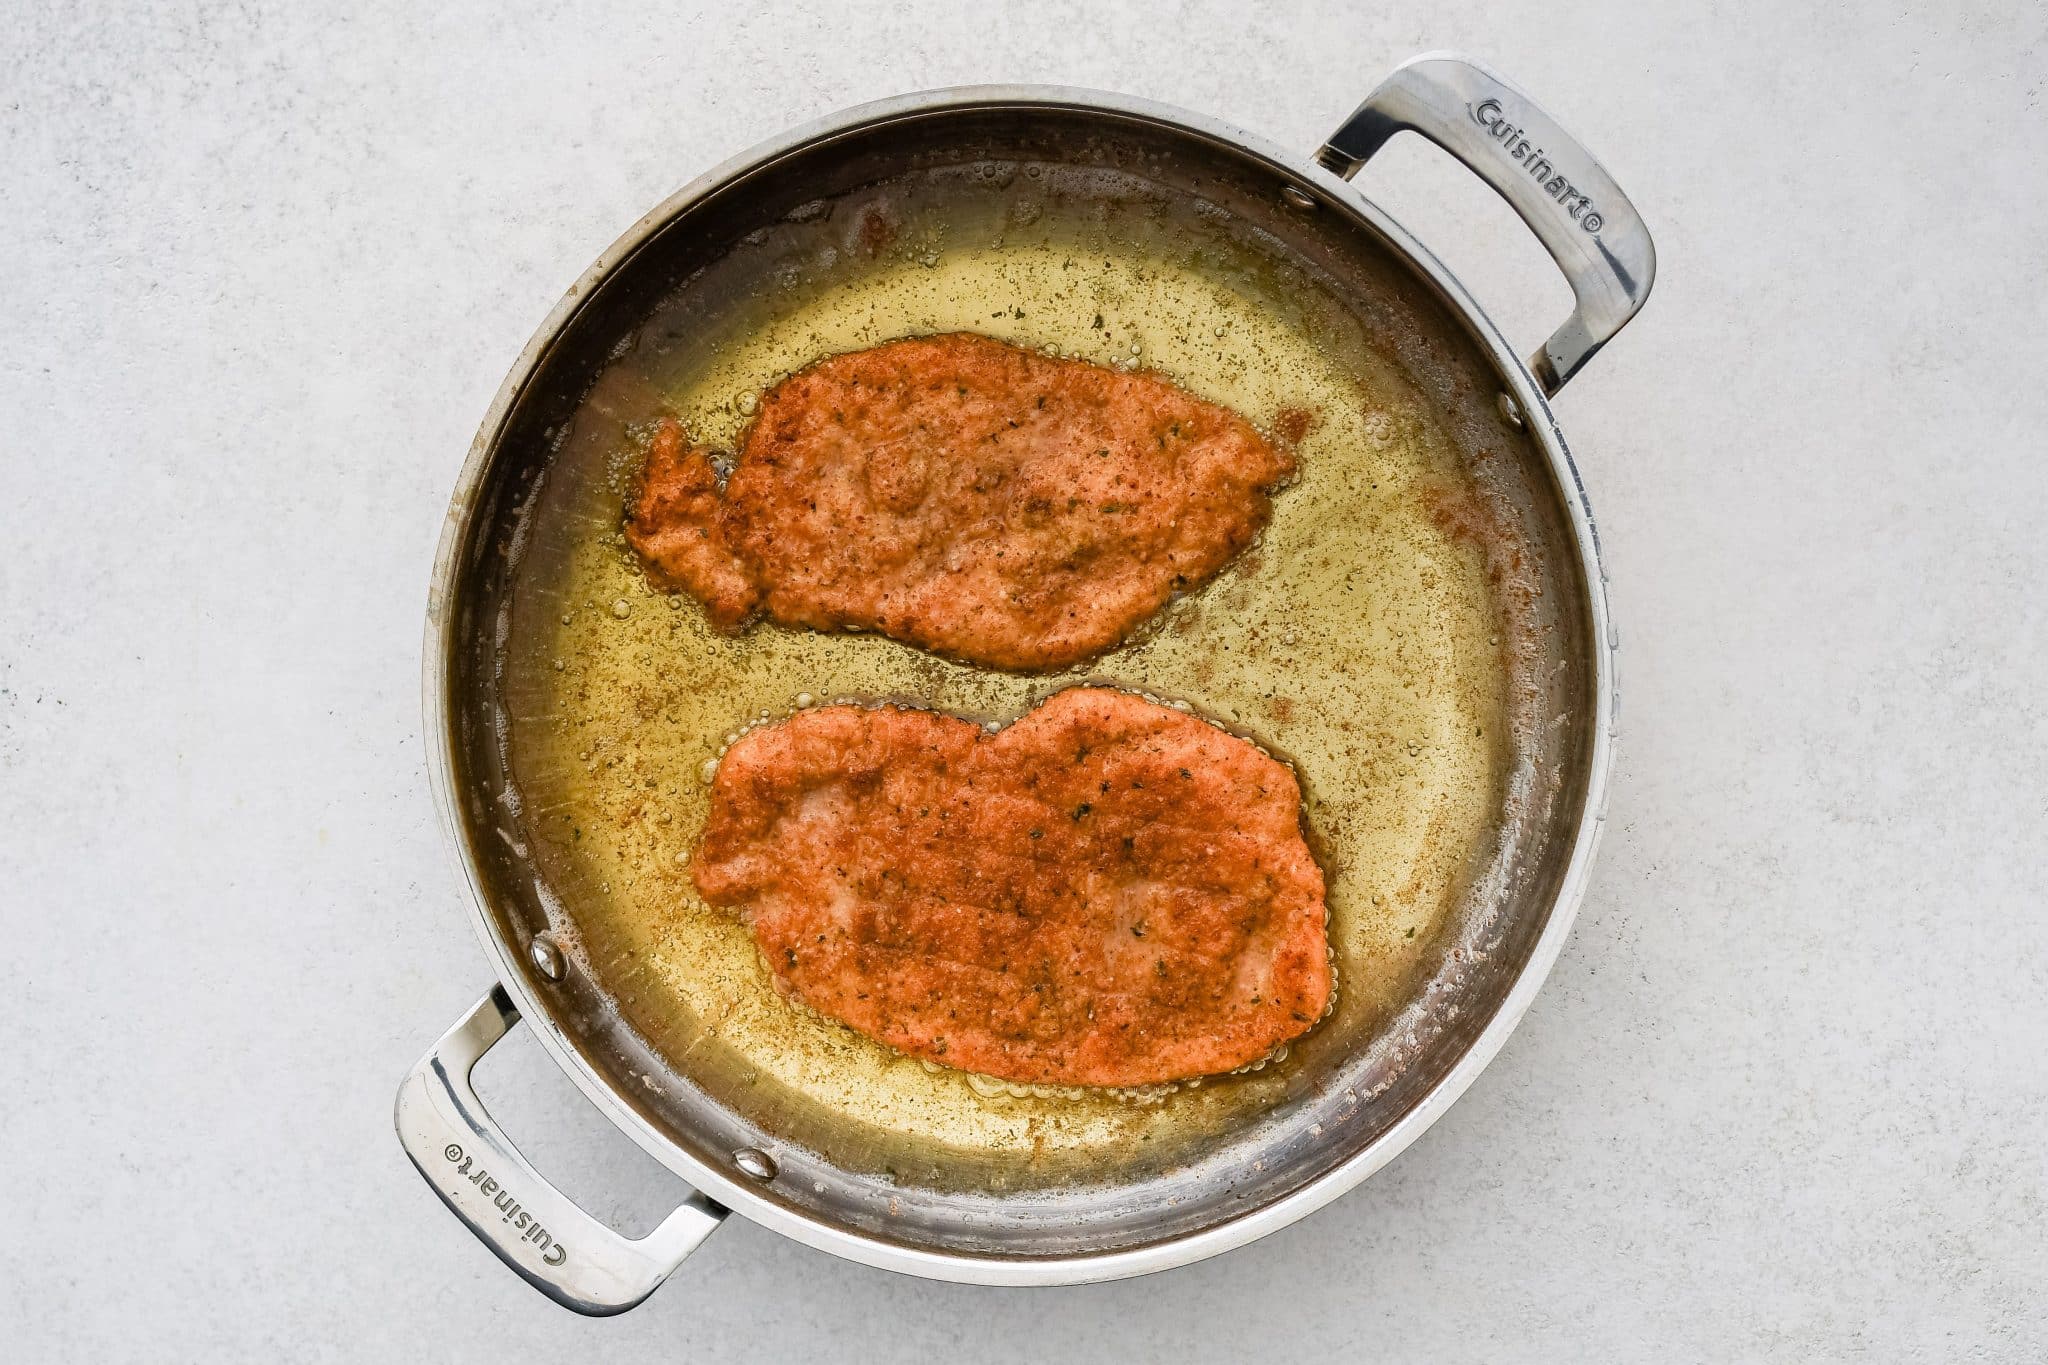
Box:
[394,52,1652,1313]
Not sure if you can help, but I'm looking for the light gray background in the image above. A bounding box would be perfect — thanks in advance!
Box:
[4,1,2043,1359]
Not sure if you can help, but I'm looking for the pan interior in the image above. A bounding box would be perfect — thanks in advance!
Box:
[443,102,1596,1261]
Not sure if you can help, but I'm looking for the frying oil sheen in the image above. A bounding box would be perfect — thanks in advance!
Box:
[496,166,1511,1185]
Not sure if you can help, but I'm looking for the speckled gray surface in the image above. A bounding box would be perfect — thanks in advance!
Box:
[4,2,2044,1359]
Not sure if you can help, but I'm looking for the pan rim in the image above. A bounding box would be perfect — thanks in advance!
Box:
[421,82,1616,1286]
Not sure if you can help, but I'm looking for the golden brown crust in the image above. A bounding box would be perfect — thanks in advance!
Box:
[623,419,762,627]
[693,688,1332,1087]
[624,333,1295,670]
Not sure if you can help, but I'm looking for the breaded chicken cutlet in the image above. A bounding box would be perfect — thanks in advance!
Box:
[692,688,1331,1087]
[625,333,1296,671]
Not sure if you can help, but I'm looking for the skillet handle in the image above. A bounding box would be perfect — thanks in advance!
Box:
[1317,52,1656,396]
[394,986,727,1315]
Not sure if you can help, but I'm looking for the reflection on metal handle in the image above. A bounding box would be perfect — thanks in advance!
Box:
[1318,52,1655,395]
[394,987,727,1315]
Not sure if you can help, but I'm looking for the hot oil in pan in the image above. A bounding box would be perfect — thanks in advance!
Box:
[497,162,1513,1188]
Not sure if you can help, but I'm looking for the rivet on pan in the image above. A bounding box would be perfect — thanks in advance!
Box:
[1280,185,1317,211]
[528,934,566,982]
[733,1147,778,1181]
[1497,391,1525,428]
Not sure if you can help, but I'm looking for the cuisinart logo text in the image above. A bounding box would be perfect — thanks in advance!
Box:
[444,1144,567,1266]
[1469,99,1606,234]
